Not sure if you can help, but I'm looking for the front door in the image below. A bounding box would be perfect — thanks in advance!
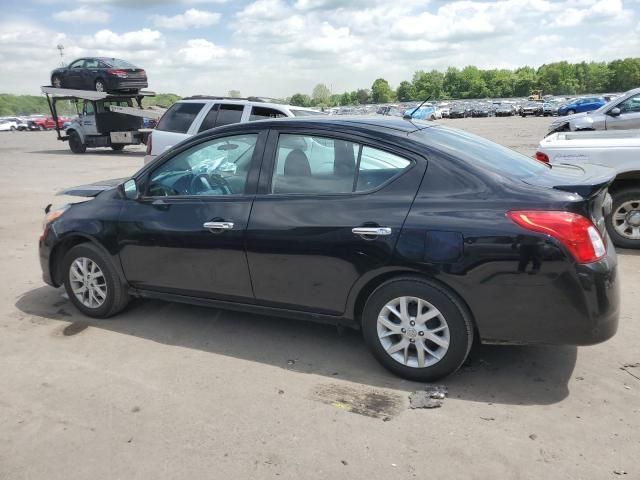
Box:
[606,93,640,130]
[118,131,264,301]
[245,130,426,315]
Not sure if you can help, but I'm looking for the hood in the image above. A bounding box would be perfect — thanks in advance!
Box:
[548,111,592,132]
[58,178,125,197]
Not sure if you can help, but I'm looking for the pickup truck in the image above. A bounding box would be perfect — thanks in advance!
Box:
[537,130,640,248]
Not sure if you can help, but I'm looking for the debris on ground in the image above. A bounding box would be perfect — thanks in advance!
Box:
[340,460,348,466]
[409,385,448,409]
[621,363,640,381]
[480,417,495,421]
[613,470,627,475]
[529,434,537,440]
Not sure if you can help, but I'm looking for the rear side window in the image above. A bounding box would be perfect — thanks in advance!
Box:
[271,134,411,195]
[417,127,549,179]
[249,107,286,121]
[198,105,219,133]
[156,102,205,133]
[215,104,244,127]
[291,109,324,117]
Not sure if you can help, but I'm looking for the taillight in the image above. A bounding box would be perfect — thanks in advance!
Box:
[107,69,128,78]
[146,132,152,155]
[507,211,606,263]
[535,151,549,163]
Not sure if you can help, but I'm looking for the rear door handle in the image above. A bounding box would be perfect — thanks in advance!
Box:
[203,221,234,232]
[352,227,392,236]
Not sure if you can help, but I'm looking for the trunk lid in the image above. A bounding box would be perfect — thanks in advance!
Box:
[522,163,615,238]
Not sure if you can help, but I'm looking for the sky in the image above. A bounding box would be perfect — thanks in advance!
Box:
[1,0,639,98]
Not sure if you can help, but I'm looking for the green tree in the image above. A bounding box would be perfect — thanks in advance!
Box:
[289,93,311,107]
[228,90,241,98]
[396,81,415,102]
[311,83,331,105]
[608,58,640,92]
[412,70,444,99]
[340,92,352,105]
[371,78,393,103]
[513,66,538,97]
[355,88,370,104]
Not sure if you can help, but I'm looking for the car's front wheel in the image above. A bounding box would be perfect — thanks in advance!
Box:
[362,277,474,381]
[62,243,130,318]
[68,131,86,153]
[111,144,125,151]
[52,75,62,88]
[567,109,576,115]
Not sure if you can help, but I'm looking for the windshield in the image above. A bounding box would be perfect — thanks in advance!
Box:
[416,126,550,179]
[103,58,137,69]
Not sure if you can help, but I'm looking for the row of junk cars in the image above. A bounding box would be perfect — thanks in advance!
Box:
[334,94,617,120]
[0,114,73,132]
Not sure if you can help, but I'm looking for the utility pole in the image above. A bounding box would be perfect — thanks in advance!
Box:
[57,44,65,67]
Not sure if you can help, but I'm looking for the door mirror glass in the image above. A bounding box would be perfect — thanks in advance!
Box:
[609,107,621,117]
[123,179,138,199]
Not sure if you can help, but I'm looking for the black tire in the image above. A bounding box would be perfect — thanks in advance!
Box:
[567,109,576,115]
[68,130,86,154]
[62,243,130,318]
[10,126,16,132]
[362,276,474,381]
[52,75,62,88]
[111,144,125,151]
[606,187,640,249]
[95,78,106,92]
[38,125,45,131]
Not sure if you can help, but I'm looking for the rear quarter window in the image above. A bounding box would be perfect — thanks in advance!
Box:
[156,102,205,133]
[417,127,549,179]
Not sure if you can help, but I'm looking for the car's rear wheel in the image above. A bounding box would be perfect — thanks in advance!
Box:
[607,188,640,249]
[68,131,86,153]
[567,109,576,115]
[362,277,473,381]
[111,144,125,151]
[10,126,16,132]
[52,75,62,88]
[95,79,106,92]
[62,243,130,318]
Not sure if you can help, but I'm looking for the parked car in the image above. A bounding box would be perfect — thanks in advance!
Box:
[520,101,543,117]
[0,119,18,132]
[537,129,640,249]
[50,57,148,93]
[494,103,515,117]
[472,104,492,117]
[39,116,619,381]
[548,87,640,133]
[3,117,30,130]
[448,104,470,118]
[558,97,606,116]
[404,105,437,120]
[145,97,322,163]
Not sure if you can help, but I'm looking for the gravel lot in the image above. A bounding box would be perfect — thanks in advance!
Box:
[1,117,639,480]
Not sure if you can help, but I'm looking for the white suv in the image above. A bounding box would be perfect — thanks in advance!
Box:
[145,97,322,163]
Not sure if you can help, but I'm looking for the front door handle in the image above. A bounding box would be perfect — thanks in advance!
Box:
[203,221,234,232]
[352,227,392,236]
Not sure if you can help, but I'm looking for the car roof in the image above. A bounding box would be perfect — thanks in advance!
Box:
[176,97,320,112]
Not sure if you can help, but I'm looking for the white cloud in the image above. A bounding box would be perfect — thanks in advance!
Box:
[151,9,221,30]
[177,39,247,66]
[80,28,164,50]
[52,7,110,23]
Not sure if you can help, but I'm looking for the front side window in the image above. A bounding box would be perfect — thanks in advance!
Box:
[70,60,84,69]
[147,134,258,197]
[156,102,205,133]
[84,59,99,68]
[271,134,411,195]
[249,107,286,121]
[618,94,640,114]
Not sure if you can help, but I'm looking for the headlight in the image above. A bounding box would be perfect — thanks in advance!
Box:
[40,205,69,241]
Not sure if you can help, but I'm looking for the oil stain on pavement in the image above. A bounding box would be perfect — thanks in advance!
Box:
[311,383,404,419]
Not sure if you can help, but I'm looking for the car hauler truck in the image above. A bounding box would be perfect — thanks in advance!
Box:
[41,86,164,153]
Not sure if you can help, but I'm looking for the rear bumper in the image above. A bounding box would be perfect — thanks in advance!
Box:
[108,78,148,91]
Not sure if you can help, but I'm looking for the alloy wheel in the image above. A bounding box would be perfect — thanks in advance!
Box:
[69,257,108,309]
[95,81,105,92]
[612,200,640,240]
[377,296,450,368]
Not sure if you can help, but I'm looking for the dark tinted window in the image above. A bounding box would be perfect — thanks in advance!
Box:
[291,109,325,117]
[215,104,244,127]
[249,106,286,121]
[103,59,137,69]
[70,60,84,69]
[156,102,205,133]
[417,127,549,178]
[84,58,99,68]
[198,105,219,133]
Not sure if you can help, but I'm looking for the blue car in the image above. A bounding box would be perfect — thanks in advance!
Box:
[558,97,606,116]
[404,105,436,120]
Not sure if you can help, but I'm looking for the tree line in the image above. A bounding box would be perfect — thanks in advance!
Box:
[0,93,181,117]
[289,57,640,107]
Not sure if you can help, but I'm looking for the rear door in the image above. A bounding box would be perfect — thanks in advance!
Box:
[606,93,640,130]
[245,129,426,315]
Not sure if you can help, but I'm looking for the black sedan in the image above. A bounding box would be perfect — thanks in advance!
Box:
[50,57,148,93]
[38,117,619,380]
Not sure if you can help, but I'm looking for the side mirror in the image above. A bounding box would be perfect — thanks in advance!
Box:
[608,107,621,117]
[121,179,139,200]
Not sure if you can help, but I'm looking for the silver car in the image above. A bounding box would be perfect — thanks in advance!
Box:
[548,87,640,133]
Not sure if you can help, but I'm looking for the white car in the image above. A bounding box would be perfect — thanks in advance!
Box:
[145,97,323,164]
[0,120,18,132]
[537,129,640,248]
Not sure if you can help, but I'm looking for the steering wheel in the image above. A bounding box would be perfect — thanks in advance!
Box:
[189,173,233,195]
[149,183,179,196]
